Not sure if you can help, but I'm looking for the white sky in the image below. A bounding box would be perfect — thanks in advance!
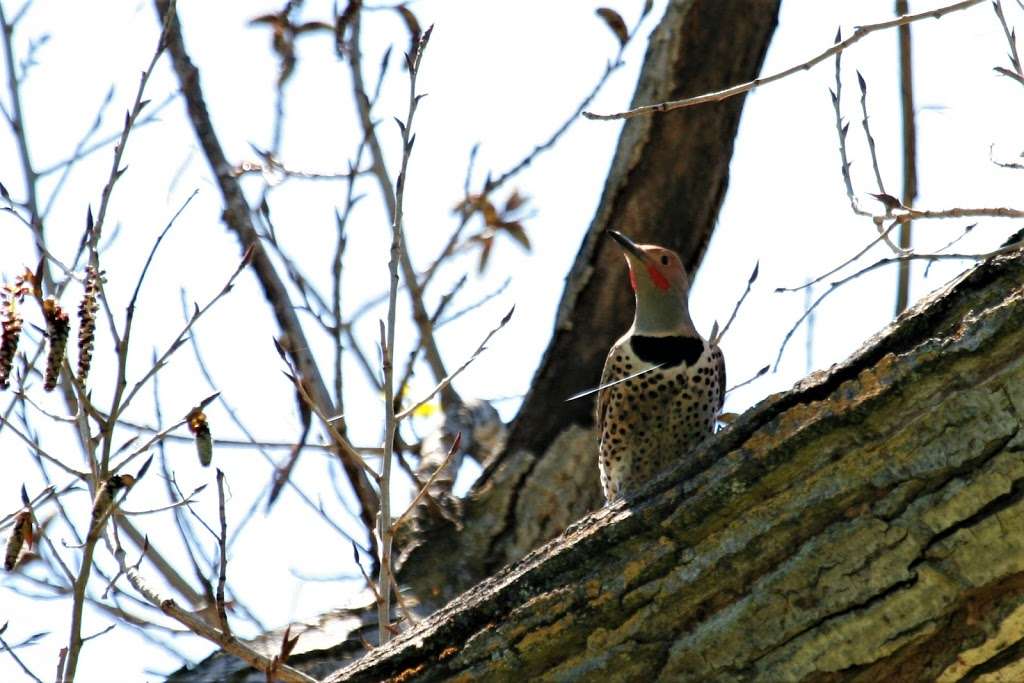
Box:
[2,0,1022,680]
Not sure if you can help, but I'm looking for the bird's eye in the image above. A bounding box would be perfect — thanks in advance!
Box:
[660,255,669,266]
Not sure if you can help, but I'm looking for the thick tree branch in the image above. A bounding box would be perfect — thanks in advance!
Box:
[326,249,1024,682]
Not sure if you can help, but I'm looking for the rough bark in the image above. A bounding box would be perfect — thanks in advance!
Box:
[398,0,783,607]
[316,248,1024,681]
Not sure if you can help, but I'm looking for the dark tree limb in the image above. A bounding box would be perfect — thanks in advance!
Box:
[398,0,784,606]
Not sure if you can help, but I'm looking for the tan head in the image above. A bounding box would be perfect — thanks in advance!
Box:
[608,230,696,337]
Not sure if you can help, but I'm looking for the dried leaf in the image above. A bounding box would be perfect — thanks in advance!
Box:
[869,192,903,211]
[249,13,282,27]
[477,235,494,272]
[295,21,333,34]
[501,222,532,251]
[503,189,529,213]
[596,8,629,47]
[396,4,422,65]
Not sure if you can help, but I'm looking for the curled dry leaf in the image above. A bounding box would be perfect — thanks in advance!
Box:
[458,190,534,272]
[4,510,33,571]
[504,189,527,213]
[869,192,904,211]
[596,8,629,48]
[396,4,422,65]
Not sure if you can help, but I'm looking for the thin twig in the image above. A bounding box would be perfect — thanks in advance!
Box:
[774,239,1024,369]
[829,33,876,222]
[725,365,770,396]
[111,247,248,434]
[925,224,976,276]
[777,219,901,292]
[994,1,1024,78]
[0,631,44,683]
[0,414,86,478]
[0,0,45,285]
[215,470,229,637]
[895,0,918,315]
[396,306,514,421]
[483,46,627,194]
[394,274,467,405]
[898,206,1024,220]
[348,12,453,400]
[36,94,176,179]
[389,432,461,534]
[856,71,888,196]
[176,300,369,552]
[154,0,379,542]
[375,23,433,646]
[437,277,511,327]
[276,352,379,482]
[711,263,757,346]
[56,11,178,675]
[583,0,985,120]
[120,561,316,683]
[830,33,905,254]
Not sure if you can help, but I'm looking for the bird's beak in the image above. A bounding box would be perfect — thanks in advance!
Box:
[607,230,647,262]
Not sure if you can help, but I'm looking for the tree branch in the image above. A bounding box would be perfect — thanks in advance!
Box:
[583,0,983,121]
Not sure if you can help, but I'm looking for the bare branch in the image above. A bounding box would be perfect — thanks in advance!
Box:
[389,432,461,535]
[895,0,918,315]
[215,469,229,637]
[583,0,984,120]
[376,22,433,646]
[774,240,1024,369]
[153,0,379,539]
[396,306,514,421]
[120,561,316,683]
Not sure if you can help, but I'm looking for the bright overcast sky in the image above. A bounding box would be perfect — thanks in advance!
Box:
[2,0,1022,679]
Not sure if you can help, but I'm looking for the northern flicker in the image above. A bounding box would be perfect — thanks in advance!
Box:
[597,230,725,501]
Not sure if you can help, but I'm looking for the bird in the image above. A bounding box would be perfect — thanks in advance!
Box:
[597,230,725,502]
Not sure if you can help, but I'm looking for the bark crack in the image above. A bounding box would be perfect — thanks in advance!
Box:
[910,467,1024,571]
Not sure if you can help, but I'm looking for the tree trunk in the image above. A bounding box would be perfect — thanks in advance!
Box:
[324,250,1024,681]
[397,0,783,608]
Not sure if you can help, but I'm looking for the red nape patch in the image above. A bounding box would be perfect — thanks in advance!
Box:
[645,264,670,291]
